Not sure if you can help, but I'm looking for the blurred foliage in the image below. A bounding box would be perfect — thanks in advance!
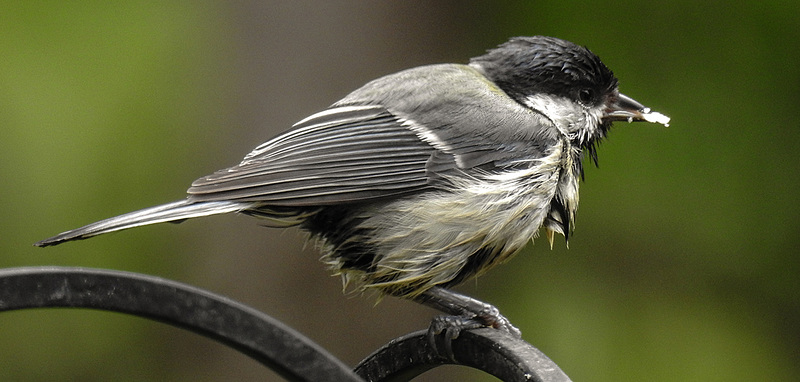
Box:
[1,1,798,381]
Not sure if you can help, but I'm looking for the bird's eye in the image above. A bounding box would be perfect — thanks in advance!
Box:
[578,88,594,105]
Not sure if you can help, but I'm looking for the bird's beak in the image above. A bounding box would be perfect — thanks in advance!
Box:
[604,93,670,126]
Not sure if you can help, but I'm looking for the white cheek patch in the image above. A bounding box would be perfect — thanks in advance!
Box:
[524,94,600,142]
[523,94,581,132]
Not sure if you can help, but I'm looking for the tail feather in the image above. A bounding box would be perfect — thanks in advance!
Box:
[35,200,249,247]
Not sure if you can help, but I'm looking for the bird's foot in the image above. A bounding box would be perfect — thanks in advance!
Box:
[422,290,522,361]
[474,303,522,338]
[426,315,484,362]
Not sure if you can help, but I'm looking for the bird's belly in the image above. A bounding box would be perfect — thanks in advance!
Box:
[321,147,566,298]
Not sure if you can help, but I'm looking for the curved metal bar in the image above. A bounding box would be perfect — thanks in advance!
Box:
[355,328,571,382]
[0,266,363,382]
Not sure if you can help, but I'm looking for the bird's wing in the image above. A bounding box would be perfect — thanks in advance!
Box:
[187,105,444,206]
[189,65,562,208]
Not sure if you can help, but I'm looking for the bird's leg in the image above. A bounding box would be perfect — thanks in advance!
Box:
[416,286,522,336]
[414,286,521,361]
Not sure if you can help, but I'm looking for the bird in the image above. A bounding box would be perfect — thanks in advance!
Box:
[36,36,669,339]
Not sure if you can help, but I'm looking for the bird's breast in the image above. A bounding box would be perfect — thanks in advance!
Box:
[321,142,568,296]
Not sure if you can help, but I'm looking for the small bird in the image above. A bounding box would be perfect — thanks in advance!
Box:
[36,36,669,337]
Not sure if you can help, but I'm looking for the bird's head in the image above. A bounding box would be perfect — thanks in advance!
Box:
[470,36,669,152]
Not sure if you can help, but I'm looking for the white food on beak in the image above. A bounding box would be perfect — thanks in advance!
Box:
[641,109,671,126]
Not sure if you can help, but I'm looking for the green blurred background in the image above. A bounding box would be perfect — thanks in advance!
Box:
[2,1,798,381]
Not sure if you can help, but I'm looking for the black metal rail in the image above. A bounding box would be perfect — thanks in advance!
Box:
[0,266,570,381]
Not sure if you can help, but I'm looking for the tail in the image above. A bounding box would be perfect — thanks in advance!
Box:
[35,200,248,247]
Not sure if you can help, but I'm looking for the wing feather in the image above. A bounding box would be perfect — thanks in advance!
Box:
[188,65,563,207]
[188,105,443,205]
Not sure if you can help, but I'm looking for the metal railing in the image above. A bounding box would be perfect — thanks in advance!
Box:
[0,266,571,381]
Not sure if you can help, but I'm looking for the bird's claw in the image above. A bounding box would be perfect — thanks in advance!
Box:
[417,286,523,360]
[426,315,484,362]
[426,307,522,362]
